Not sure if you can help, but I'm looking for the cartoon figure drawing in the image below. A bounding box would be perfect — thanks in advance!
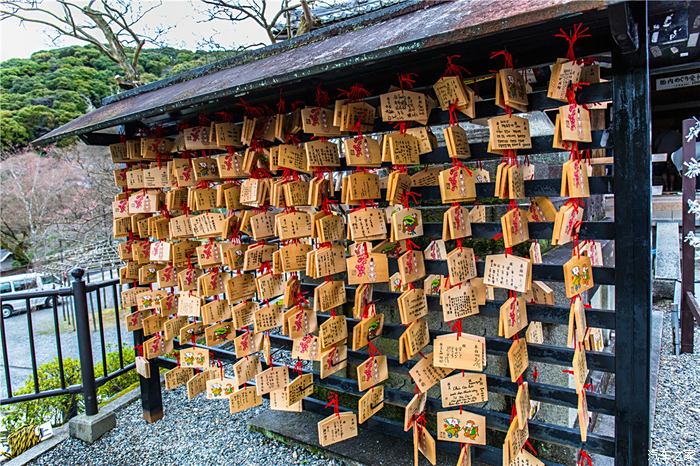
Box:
[142,295,153,308]
[214,326,230,340]
[506,75,524,100]
[183,352,194,365]
[463,420,479,441]
[401,213,418,236]
[443,418,461,439]
[223,383,235,395]
[571,265,591,291]
[211,383,222,397]
[367,321,381,340]
[195,353,206,365]
[429,278,441,295]
[198,161,209,177]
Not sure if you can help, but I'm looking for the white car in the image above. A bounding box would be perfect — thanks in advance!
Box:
[0,273,60,318]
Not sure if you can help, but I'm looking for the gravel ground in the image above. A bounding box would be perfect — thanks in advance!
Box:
[23,298,700,465]
[649,300,700,465]
[32,385,344,466]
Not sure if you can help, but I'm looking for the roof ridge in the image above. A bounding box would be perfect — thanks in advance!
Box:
[100,0,431,107]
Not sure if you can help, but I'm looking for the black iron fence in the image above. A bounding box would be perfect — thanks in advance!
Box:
[0,268,134,417]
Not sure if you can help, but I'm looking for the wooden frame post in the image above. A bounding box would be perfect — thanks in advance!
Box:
[132,308,164,423]
[611,1,652,465]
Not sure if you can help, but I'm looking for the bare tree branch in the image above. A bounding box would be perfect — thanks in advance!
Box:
[199,0,308,45]
[0,0,166,86]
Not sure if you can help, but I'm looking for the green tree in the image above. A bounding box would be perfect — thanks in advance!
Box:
[0,44,236,150]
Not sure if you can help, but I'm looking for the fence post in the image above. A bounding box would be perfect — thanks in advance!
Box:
[132,304,164,423]
[681,117,698,353]
[71,268,98,416]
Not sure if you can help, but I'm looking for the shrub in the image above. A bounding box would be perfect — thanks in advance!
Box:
[0,357,82,432]
[1,346,137,432]
[95,346,138,403]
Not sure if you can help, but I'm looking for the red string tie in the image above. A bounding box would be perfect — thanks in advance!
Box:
[315,85,330,108]
[443,54,471,78]
[397,72,418,91]
[324,391,340,417]
[337,83,371,102]
[554,23,591,62]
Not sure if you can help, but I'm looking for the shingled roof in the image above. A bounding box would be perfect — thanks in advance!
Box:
[34,0,610,145]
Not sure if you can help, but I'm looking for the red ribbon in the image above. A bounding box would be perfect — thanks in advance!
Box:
[198,113,210,127]
[566,81,590,106]
[525,440,539,456]
[315,85,330,108]
[392,121,409,134]
[290,99,305,111]
[448,99,461,126]
[405,238,419,253]
[490,49,514,69]
[450,319,462,340]
[413,411,426,430]
[285,133,301,145]
[368,340,381,357]
[443,55,470,78]
[337,83,371,102]
[324,391,340,417]
[353,112,367,137]
[555,23,591,62]
[214,111,233,122]
[293,358,303,376]
[321,198,338,215]
[577,449,593,466]
[398,72,418,91]
[349,200,378,213]
[236,98,263,118]
[402,191,421,209]
[277,89,286,114]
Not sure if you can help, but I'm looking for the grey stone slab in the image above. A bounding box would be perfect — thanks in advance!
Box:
[653,279,676,300]
[649,308,664,432]
[249,409,459,466]
[654,221,680,280]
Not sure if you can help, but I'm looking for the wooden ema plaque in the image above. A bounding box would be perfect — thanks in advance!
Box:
[483,254,532,293]
[284,373,314,406]
[414,424,437,466]
[409,352,452,393]
[228,386,263,414]
[358,385,384,424]
[356,355,388,391]
[317,411,358,447]
[440,372,488,407]
[433,333,485,372]
[436,410,486,445]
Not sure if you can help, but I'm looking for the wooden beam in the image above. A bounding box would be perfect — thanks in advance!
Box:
[685,291,700,325]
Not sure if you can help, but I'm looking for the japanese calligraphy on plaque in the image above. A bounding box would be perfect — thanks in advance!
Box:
[317,411,358,447]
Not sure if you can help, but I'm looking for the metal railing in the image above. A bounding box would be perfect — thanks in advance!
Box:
[0,268,134,417]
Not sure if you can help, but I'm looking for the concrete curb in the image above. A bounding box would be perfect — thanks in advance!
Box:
[4,386,142,465]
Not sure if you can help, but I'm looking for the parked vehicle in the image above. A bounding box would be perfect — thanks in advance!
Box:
[0,273,60,318]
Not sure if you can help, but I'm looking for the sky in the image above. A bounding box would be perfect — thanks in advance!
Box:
[0,0,279,61]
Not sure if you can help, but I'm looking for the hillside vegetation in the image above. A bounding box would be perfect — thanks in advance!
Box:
[0,45,231,150]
